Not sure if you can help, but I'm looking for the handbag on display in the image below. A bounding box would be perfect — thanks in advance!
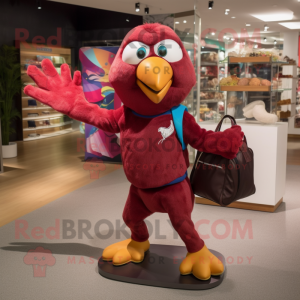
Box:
[28,99,37,107]
[27,120,36,128]
[28,113,39,117]
[190,115,256,207]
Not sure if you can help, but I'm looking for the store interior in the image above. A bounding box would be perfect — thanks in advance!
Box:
[0,0,300,299]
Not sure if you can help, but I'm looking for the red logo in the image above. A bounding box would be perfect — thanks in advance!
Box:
[23,247,56,277]
[83,158,106,179]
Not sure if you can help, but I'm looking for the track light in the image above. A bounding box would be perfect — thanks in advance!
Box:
[145,7,149,14]
[37,0,41,9]
[264,37,267,42]
[264,25,269,31]
[135,3,140,12]
[225,10,229,15]
[274,40,277,44]
[208,1,214,9]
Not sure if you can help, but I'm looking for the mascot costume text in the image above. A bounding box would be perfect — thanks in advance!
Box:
[24,23,244,281]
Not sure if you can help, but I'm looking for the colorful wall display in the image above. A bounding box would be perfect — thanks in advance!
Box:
[79,47,122,162]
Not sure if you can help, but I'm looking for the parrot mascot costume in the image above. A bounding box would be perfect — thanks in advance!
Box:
[24,23,244,281]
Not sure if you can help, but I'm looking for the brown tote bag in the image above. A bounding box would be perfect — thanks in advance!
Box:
[190,115,256,206]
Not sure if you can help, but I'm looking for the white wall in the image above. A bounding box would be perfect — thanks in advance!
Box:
[283,31,300,65]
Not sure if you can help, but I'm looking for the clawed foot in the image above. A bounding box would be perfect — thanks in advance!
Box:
[102,239,150,266]
[180,245,224,280]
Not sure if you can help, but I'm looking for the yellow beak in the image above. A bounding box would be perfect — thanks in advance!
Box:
[136,57,173,104]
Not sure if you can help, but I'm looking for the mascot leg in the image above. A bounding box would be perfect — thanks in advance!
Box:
[102,184,151,265]
[139,178,224,281]
[170,179,224,280]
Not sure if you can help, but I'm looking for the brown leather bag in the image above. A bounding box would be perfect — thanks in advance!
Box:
[190,115,256,206]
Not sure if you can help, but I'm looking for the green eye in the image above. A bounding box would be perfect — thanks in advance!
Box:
[137,47,146,59]
[158,45,167,57]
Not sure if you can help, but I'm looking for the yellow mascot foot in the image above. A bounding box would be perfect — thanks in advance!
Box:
[179,245,224,280]
[102,239,150,266]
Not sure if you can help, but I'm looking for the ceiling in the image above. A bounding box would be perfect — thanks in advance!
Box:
[49,0,300,35]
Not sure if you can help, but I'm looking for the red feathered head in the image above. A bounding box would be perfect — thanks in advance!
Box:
[109,23,196,115]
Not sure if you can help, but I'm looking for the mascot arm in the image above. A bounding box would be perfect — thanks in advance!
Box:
[24,59,122,133]
[182,111,244,159]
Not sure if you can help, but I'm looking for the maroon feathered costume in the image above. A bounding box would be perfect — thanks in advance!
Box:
[24,23,243,280]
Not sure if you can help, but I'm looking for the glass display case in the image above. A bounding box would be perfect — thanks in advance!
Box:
[219,57,296,122]
[200,47,226,122]
[174,8,201,162]
[174,11,201,120]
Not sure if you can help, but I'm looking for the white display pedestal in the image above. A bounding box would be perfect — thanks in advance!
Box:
[195,120,288,212]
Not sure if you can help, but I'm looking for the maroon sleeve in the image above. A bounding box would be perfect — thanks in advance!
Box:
[24,60,124,134]
[70,104,124,133]
[182,111,244,159]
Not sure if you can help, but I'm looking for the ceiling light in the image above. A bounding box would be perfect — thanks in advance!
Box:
[279,22,300,29]
[145,7,149,14]
[231,16,236,19]
[135,3,140,12]
[211,32,215,35]
[183,20,187,23]
[264,37,267,42]
[208,1,214,9]
[225,11,229,15]
[175,21,179,24]
[246,24,251,26]
[37,0,41,9]
[252,11,293,22]
[126,19,130,22]
[274,40,277,44]
[225,9,230,12]
[264,25,269,31]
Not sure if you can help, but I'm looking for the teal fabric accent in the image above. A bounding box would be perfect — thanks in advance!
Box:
[171,104,188,150]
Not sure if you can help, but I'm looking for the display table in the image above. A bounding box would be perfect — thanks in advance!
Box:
[195,120,288,212]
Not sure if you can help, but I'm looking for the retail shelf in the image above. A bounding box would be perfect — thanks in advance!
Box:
[276,103,295,106]
[24,128,75,141]
[271,88,292,92]
[23,106,51,110]
[201,88,220,92]
[23,113,63,120]
[199,99,224,103]
[228,57,295,65]
[23,121,73,131]
[201,62,218,66]
[229,56,271,63]
[220,86,271,92]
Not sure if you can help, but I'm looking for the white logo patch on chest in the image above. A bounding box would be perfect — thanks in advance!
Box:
[158,120,174,144]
